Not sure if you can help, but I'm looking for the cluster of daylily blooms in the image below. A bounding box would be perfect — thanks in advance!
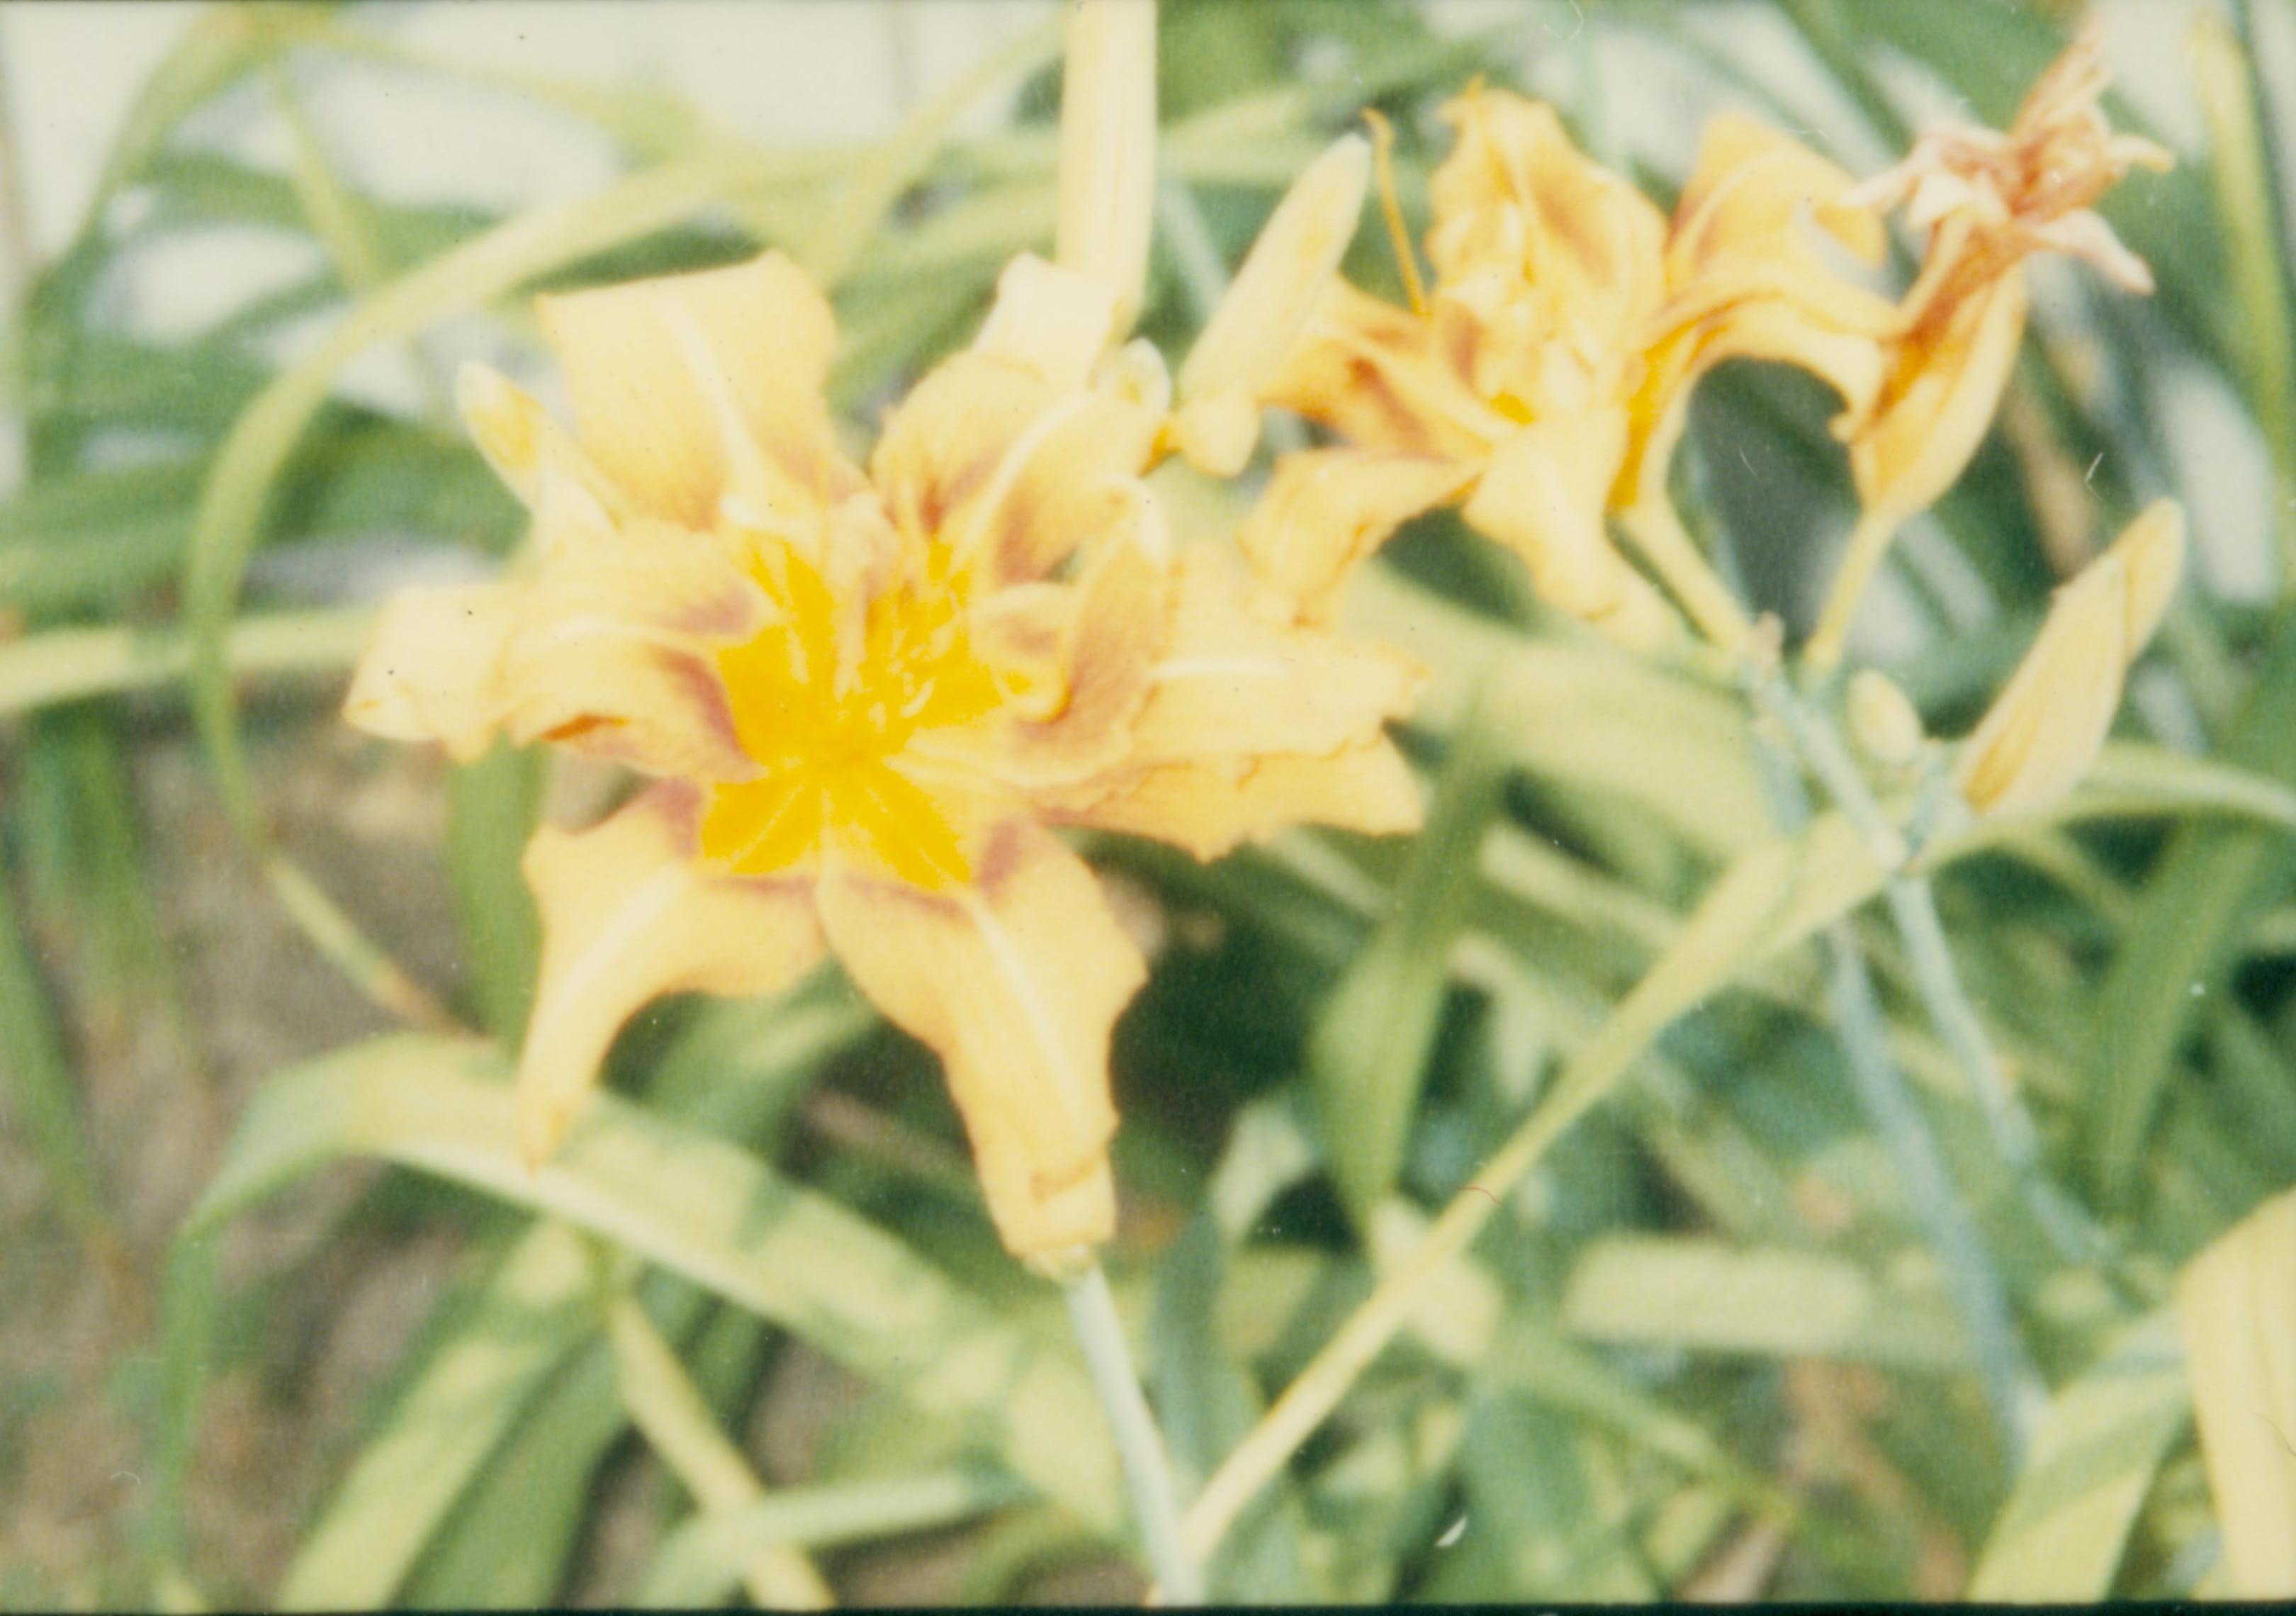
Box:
[345,5,2180,1264]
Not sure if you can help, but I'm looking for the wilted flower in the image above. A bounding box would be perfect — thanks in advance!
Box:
[1952,500,2182,817]
[1812,33,2173,666]
[1231,85,1894,650]
[345,249,1420,1258]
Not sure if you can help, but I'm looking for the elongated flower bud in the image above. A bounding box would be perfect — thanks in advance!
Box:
[1173,134,1371,475]
[1954,501,2183,817]
[1055,0,1158,335]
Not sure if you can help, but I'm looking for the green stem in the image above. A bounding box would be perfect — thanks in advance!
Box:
[1752,671,2103,1262]
[1820,916,2042,1456]
[1745,726,2041,1459]
[1062,1261,1203,1604]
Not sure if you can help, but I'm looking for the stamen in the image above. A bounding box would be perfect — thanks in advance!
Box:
[1362,108,1429,318]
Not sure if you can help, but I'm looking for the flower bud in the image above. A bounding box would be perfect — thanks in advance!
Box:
[1173,134,1371,475]
[1054,0,1158,335]
[1954,501,2183,817]
[1846,669,1926,768]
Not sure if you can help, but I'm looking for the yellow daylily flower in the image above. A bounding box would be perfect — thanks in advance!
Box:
[1810,33,2172,666]
[345,250,1422,1259]
[1952,500,2183,818]
[1236,85,1896,651]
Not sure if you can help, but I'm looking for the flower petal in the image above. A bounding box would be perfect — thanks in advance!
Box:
[873,266,1165,587]
[537,252,860,531]
[1062,737,1422,860]
[344,580,522,763]
[519,782,827,1165]
[1850,268,2030,526]
[1262,279,1505,461]
[1132,542,1423,766]
[816,820,1146,1255]
[1235,447,1473,622]
[1460,410,1677,648]
[1424,87,1667,353]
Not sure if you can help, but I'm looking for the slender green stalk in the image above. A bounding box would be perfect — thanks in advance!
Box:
[1753,671,2104,1263]
[606,1289,833,1610]
[1062,1262,1203,1605]
[1806,507,1902,673]
[1820,916,2041,1455]
[1745,721,2042,1458]
[1616,501,1756,655]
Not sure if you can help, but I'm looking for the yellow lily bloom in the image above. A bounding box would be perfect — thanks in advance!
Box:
[1239,85,1895,649]
[1811,33,2172,667]
[345,250,1422,1258]
[1953,500,2183,818]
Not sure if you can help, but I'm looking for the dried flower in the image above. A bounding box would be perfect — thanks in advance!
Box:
[1813,34,2172,666]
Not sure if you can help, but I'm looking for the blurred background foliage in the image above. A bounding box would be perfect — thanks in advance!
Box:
[2,0,2295,1605]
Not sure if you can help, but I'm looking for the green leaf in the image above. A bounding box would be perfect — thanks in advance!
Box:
[641,1469,1031,1605]
[0,854,107,1242]
[186,1035,1127,1536]
[1345,566,1772,857]
[1563,1237,1969,1372]
[2078,610,2296,1208]
[1967,1313,2188,1600]
[1310,698,1507,1225]
[275,1223,597,1608]
[1149,1218,1322,1603]
[444,743,544,1044]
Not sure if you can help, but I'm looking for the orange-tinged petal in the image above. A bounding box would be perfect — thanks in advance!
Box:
[1132,542,1423,766]
[1461,410,1675,648]
[1850,267,2030,526]
[1062,737,1422,860]
[1954,501,2183,817]
[538,252,859,532]
[985,529,1171,788]
[871,313,1164,586]
[1425,87,1667,358]
[1262,279,1504,461]
[519,782,827,1165]
[1236,448,1475,623]
[816,820,1146,1255]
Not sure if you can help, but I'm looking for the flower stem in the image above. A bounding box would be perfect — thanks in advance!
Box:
[1616,500,1757,655]
[1817,916,2042,1457]
[1744,724,2042,1459]
[1752,671,2105,1264]
[1062,1262,1203,1605]
[1805,506,1902,672]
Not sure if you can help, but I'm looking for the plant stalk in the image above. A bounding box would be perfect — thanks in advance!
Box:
[1062,1261,1203,1605]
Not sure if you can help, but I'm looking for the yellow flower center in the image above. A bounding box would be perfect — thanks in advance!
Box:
[699,545,1004,890]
